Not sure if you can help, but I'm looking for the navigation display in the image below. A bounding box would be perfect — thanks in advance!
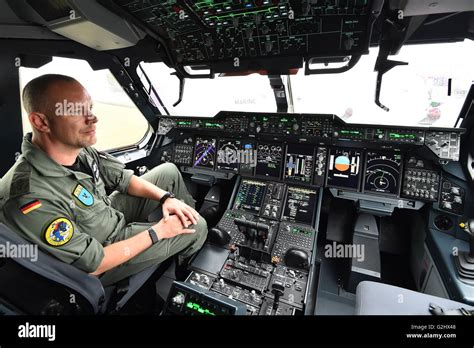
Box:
[364,151,402,196]
[255,143,283,179]
[282,186,318,225]
[217,139,241,172]
[326,148,362,190]
[193,137,217,169]
[233,179,267,213]
[284,144,314,184]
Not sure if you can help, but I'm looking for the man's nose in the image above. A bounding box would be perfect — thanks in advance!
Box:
[85,114,98,124]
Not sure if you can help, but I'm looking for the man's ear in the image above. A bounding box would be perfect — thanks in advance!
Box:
[29,112,50,133]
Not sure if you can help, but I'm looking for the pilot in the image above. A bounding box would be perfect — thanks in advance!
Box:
[0,74,208,286]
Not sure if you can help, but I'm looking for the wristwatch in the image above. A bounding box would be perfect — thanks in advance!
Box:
[159,191,175,205]
[148,226,159,245]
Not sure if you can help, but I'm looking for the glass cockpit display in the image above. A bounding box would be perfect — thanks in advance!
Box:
[193,137,217,169]
[233,179,267,213]
[239,141,256,176]
[364,151,402,195]
[256,143,283,178]
[217,139,241,172]
[284,144,314,184]
[282,186,318,225]
[326,148,362,190]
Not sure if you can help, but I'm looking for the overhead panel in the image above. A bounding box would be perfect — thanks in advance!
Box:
[114,0,379,71]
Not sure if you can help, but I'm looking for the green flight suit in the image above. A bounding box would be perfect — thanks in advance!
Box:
[0,134,207,286]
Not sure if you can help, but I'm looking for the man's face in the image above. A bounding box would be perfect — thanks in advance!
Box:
[45,81,98,149]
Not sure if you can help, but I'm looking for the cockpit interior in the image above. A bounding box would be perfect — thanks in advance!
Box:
[0,0,473,321]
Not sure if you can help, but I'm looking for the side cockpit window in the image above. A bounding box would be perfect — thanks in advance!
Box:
[19,57,149,151]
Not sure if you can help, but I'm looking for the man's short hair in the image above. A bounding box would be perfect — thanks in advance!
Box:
[22,74,79,116]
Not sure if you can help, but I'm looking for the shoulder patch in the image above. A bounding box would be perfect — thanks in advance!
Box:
[72,184,94,207]
[44,217,74,247]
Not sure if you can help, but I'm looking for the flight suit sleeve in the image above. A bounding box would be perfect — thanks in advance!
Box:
[95,149,134,193]
[2,195,104,273]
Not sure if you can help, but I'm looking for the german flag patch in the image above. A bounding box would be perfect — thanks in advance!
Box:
[20,200,42,215]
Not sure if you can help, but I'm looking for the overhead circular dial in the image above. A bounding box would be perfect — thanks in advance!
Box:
[364,152,402,195]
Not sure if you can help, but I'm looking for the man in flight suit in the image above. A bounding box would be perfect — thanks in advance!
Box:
[0,74,208,286]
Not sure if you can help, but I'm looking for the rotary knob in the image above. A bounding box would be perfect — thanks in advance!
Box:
[202,275,210,285]
[172,293,185,305]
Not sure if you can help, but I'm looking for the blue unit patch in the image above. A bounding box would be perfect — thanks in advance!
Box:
[72,184,94,207]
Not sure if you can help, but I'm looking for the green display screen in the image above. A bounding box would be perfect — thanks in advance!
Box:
[204,122,222,128]
[340,130,361,135]
[186,302,216,316]
[389,132,416,139]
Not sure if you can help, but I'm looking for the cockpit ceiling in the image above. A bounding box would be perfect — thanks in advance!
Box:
[2,0,473,73]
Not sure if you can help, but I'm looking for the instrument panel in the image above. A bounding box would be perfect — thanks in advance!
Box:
[158,111,462,162]
[170,135,443,203]
[161,112,464,205]
[161,111,466,317]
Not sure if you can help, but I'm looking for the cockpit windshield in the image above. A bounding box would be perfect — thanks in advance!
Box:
[141,39,473,127]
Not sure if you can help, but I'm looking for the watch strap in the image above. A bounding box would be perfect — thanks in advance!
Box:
[148,226,159,245]
[159,192,174,205]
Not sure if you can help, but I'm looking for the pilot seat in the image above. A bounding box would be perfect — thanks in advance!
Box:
[356,281,474,315]
[0,223,171,315]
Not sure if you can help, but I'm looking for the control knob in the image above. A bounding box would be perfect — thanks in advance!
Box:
[172,293,185,305]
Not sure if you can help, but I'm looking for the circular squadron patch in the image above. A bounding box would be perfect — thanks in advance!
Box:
[44,217,74,247]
